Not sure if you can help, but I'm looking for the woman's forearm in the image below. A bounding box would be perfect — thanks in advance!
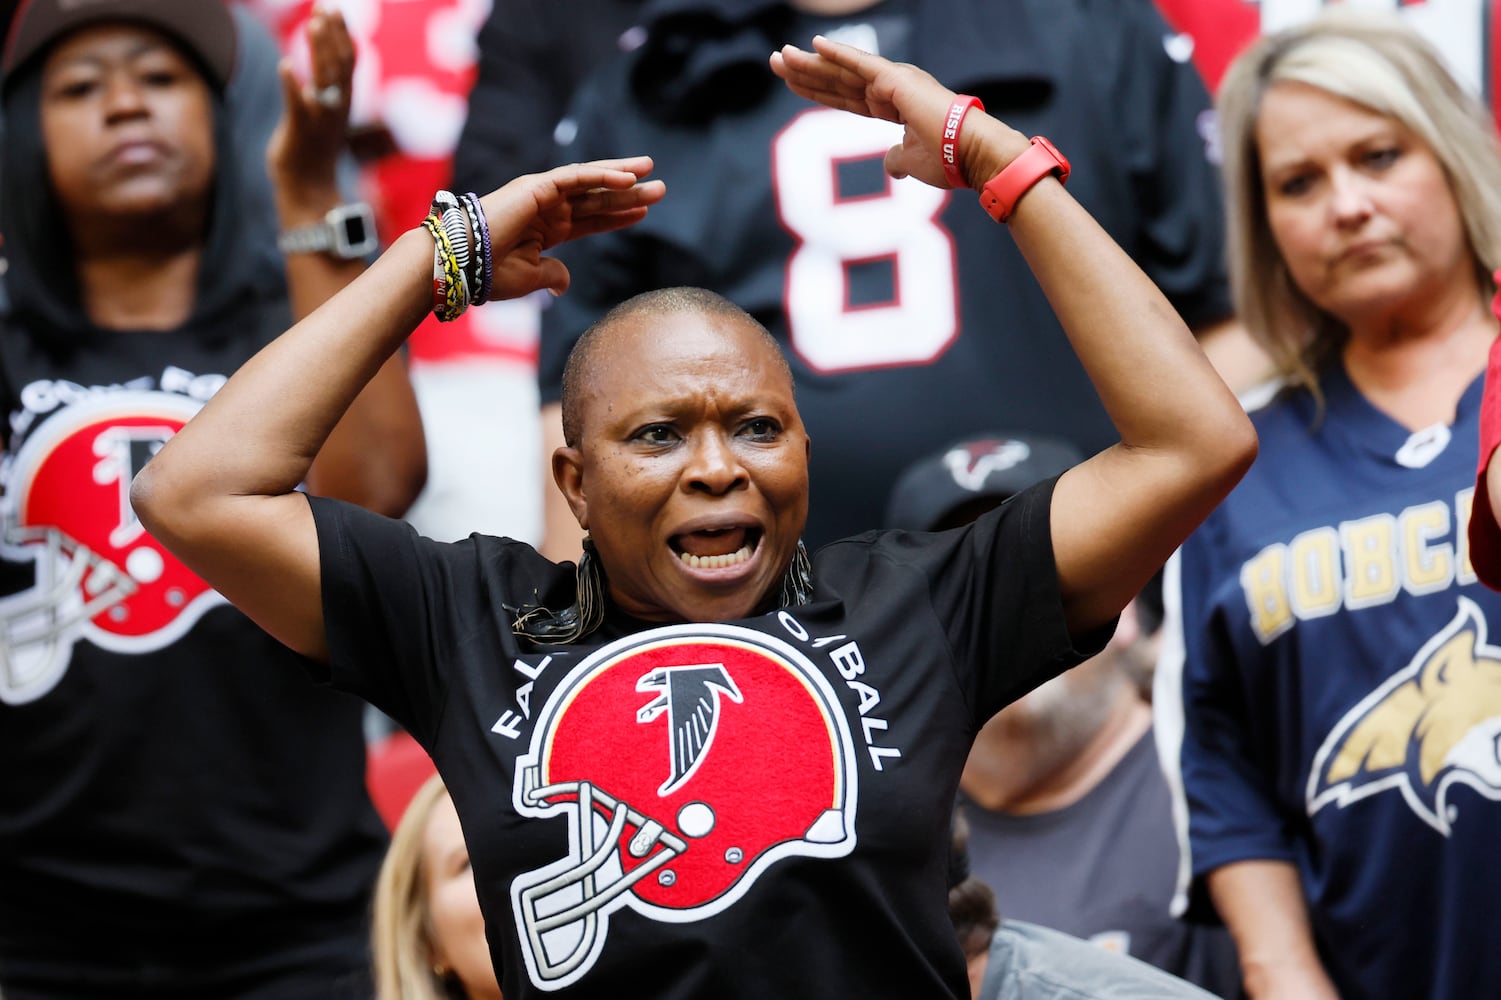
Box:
[133,227,431,538]
[769,37,1257,633]
[967,116,1257,629]
[999,161,1249,463]
[275,194,428,518]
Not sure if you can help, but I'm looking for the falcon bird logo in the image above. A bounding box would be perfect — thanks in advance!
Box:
[944,439,1031,492]
[637,664,743,796]
[1307,597,1501,834]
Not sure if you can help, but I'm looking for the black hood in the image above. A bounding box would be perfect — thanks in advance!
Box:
[0,55,269,354]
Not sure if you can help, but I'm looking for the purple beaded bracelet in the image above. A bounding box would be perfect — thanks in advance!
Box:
[461,191,493,305]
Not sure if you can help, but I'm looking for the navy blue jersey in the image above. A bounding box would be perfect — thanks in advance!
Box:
[1157,366,1501,1000]
[310,476,1110,999]
[539,0,1231,548]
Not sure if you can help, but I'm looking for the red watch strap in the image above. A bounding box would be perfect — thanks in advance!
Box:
[979,136,1071,223]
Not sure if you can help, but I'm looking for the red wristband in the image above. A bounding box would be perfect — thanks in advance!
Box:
[940,95,984,189]
[979,136,1071,223]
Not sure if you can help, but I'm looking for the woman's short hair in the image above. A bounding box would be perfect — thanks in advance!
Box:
[1217,10,1501,395]
[371,774,462,1000]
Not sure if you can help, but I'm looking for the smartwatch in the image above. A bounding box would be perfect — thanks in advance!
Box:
[979,137,1070,223]
[277,202,379,259]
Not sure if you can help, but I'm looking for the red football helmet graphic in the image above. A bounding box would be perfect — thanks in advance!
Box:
[510,623,859,990]
[1,392,223,703]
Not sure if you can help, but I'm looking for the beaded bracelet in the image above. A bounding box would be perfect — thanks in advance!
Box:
[439,210,473,309]
[431,190,472,281]
[421,215,448,315]
[443,202,481,308]
[460,191,493,305]
[421,214,467,322]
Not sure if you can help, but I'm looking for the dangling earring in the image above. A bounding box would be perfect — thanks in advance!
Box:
[570,535,605,636]
[508,535,606,644]
[778,539,813,608]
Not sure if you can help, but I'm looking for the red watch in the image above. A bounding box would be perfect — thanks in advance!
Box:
[979,136,1071,223]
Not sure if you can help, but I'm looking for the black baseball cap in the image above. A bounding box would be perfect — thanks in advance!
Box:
[3,0,236,88]
[885,432,1085,532]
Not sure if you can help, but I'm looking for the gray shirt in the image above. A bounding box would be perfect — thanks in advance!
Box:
[963,732,1242,997]
[982,920,1219,1000]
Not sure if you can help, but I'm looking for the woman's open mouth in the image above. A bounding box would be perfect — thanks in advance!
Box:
[671,526,762,570]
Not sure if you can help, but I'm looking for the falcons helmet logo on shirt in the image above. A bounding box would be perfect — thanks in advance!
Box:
[511,623,859,991]
[0,391,224,704]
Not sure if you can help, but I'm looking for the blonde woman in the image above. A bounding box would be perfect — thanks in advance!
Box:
[1155,11,1501,1000]
[374,776,502,1000]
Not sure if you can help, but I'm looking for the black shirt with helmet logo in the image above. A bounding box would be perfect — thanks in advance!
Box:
[309,474,1106,999]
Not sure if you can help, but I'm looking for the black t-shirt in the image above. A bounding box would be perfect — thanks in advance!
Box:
[311,475,1109,998]
[539,0,1231,547]
[0,310,387,985]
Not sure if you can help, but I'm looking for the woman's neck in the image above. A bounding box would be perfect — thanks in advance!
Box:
[1341,282,1496,431]
[75,249,201,330]
[69,209,205,331]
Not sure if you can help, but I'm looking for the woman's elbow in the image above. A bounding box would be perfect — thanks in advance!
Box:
[128,460,174,541]
[128,448,225,549]
[1208,408,1259,493]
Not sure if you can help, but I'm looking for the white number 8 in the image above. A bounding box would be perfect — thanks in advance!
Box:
[772,108,960,373]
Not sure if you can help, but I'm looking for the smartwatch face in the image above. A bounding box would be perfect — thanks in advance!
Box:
[339,212,369,248]
[334,205,378,257]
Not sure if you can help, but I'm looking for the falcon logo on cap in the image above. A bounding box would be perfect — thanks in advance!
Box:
[944,438,1033,492]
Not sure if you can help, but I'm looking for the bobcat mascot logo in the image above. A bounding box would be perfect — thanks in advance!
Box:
[1307,597,1501,834]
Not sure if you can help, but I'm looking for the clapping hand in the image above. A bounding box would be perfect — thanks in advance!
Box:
[267,3,356,203]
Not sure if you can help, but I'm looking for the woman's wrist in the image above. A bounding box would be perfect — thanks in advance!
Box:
[958,115,1032,191]
[1240,953,1337,1000]
[273,180,344,229]
[271,171,342,217]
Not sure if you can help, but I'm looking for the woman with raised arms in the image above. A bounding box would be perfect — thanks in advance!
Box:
[131,37,1255,1000]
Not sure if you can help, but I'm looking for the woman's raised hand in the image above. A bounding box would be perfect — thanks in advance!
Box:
[477,158,666,300]
[268,3,356,201]
[770,35,1022,189]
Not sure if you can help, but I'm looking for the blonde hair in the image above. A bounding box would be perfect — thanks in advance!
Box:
[372,775,464,1000]
[1218,10,1501,398]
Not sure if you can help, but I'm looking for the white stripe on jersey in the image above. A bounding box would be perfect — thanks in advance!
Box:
[1152,548,1195,919]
